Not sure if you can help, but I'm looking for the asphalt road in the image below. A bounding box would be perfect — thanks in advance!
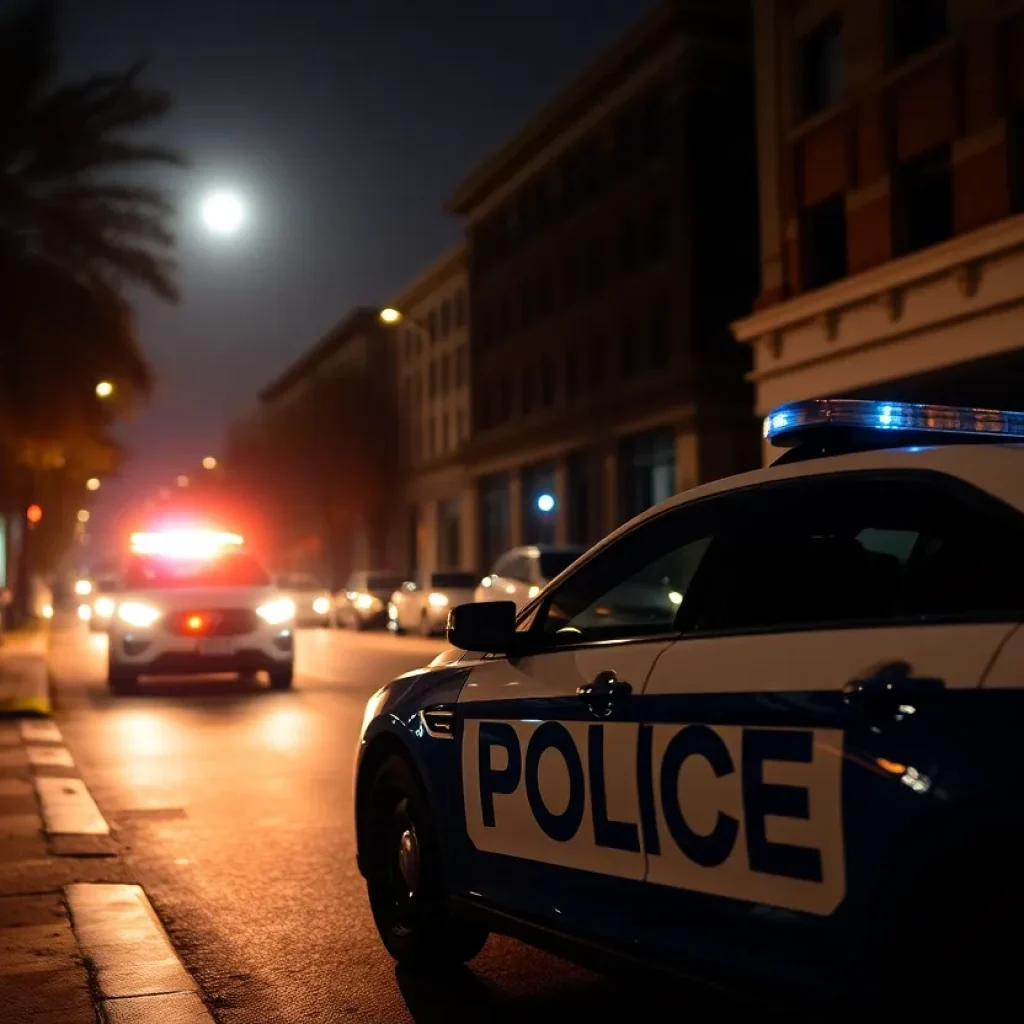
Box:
[47,622,762,1024]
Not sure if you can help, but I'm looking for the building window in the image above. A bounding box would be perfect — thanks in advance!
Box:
[650,301,671,368]
[567,451,596,545]
[437,497,461,570]
[428,417,436,458]
[497,295,513,341]
[642,85,668,159]
[440,299,451,337]
[521,363,536,415]
[457,408,467,443]
[442,413,450,452]
[589,333,606,390]
[479,473,510,569]
[618,319,637,378]
[427,309,438,343]
[895,144,952,255]
[565,342,580,402]
[801,193,848,289]
[536,269,552,317]
[798,17,843,120]
[585,238,605,293]
[414,371,422,406]
[454,288,467,328]
[888,0,947,65]
[614,106,642,175]
[541,357,556,407]
[498,375,512,423]
[648,201,668,261]
[563,250,581,305]
[521,463,557,546]
[619,429,676,523]
[441,354,451,395]
[619,216,636,274]
[455,344,467,388]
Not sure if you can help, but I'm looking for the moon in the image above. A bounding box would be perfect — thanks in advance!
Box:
[201,191,245,236]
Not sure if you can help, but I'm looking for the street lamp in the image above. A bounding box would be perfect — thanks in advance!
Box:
[202,456,217,471]
[86,477,101,492]
[379,307,403,324]
[77,509,90,523]
[95,381,114,399]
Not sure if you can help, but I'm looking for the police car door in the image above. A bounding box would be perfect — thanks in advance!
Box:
[458,497,729,949]
[639,468,1024,994]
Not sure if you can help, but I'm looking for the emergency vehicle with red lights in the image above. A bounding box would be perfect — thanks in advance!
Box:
[106,528,295,693]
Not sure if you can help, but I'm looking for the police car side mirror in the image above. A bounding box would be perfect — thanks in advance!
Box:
[447,601,517,654]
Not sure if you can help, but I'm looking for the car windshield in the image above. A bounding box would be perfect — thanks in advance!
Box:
[539,549,584,580]
[430,572,477,590]
[125,553,270,589]
[366,574,404,593]
[276,574,321,591]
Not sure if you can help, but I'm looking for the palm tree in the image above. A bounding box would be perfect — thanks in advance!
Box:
[0,0,186,621]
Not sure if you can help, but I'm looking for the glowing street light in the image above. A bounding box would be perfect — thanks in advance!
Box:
[86,478,101,492]
[379,307,403,324]
[95,381,114,399]
[77,509,91,523]
[202,456,218,471]
[536,493,556,513]
[201,190,245,236]
[177,475,190,488]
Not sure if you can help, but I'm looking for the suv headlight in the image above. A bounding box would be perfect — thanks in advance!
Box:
[118,601,161,628]
[427,592,449,608]
[257,597,296,625]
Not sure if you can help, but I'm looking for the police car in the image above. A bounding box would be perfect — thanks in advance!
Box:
[107,529,295,693]
[354,400,1024,1018]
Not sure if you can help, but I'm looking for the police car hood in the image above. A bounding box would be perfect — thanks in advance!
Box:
[122,585,278,610]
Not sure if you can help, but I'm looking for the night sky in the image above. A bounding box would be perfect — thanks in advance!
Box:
[10,0,657,556]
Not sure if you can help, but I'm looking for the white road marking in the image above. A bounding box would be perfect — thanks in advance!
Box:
[20,719,63,744]
[34,777,110,835]
[65,884,214,1021]
[26,745,75,768]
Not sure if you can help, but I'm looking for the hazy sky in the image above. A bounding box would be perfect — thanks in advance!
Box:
[16,0,656,547]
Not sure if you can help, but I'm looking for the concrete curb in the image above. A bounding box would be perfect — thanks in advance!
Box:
[0,631,51,716]
[65,884,215,1023]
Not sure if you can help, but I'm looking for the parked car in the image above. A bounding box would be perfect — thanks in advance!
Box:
[274,573,333,627]
[474,544,586,610]
[86,576,122,632]
[335,571,406,630]
[387,570,478,636]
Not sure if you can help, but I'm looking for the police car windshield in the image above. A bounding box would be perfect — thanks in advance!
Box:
[430,572,477,590]
[276,574,321,591]
[125,553,270,589]
[539,550,583,580]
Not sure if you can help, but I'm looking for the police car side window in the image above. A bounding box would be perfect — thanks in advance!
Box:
[695,473,1024,632]
[534,502,724,645]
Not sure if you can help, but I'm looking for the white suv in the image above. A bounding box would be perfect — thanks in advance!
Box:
[107,543,295,693]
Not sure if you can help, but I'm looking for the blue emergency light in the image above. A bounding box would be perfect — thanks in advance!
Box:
[763,399,1024,459]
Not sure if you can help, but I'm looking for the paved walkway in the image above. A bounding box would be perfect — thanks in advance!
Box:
[0,630,50,716]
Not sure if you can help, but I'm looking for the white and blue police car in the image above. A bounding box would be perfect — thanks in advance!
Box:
[354,399,1024,1019]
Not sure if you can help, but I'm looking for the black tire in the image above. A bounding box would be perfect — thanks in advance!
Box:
[365,754,488,966]
[107,662,137,694]
[268,664,294,690]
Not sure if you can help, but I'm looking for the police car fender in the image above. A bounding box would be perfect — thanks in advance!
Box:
[462,718,846,916]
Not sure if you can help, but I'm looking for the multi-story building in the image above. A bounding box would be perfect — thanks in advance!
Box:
[447,0,760,571]
[733,0,1024,461]
[386,244,475,573]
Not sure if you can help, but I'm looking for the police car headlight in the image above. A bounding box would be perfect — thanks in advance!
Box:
[78,603,93,622]
[427,592,449,608]
[94,596,115,618]
[355,593,378,611]
[312,596,331,615]
[257,597,296,625]
[387,603,398,620]
[118,601,162,628]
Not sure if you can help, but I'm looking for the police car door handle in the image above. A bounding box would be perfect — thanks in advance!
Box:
[842,660,945,717]
[577,671,632,716]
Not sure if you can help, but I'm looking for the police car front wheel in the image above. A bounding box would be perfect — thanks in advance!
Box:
[365,754,488,967]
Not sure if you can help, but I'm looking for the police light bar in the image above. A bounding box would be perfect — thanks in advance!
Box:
[130,530,244,559]
[764,399,1024,449]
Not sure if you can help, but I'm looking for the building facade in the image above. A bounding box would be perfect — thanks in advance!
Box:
[733,0,1024,461]
[448,0,760,571]
[387,244,475,574]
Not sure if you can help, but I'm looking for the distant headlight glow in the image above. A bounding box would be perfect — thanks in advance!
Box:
[257,597,296,625]
[94,596,115,618]
[312,596,331,616]
[78,603,93,621]
[355,593,378,611]
[74,579,93,596]
[41,604,54,619]
[118,601,162,628]
[427,592,449,608]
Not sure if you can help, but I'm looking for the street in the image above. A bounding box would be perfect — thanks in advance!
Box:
[44,621,733,1024]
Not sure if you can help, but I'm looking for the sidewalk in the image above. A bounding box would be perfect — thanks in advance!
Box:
[0,629,51,717]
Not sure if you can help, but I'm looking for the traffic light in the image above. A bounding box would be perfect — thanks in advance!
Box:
[26,504,42,524]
